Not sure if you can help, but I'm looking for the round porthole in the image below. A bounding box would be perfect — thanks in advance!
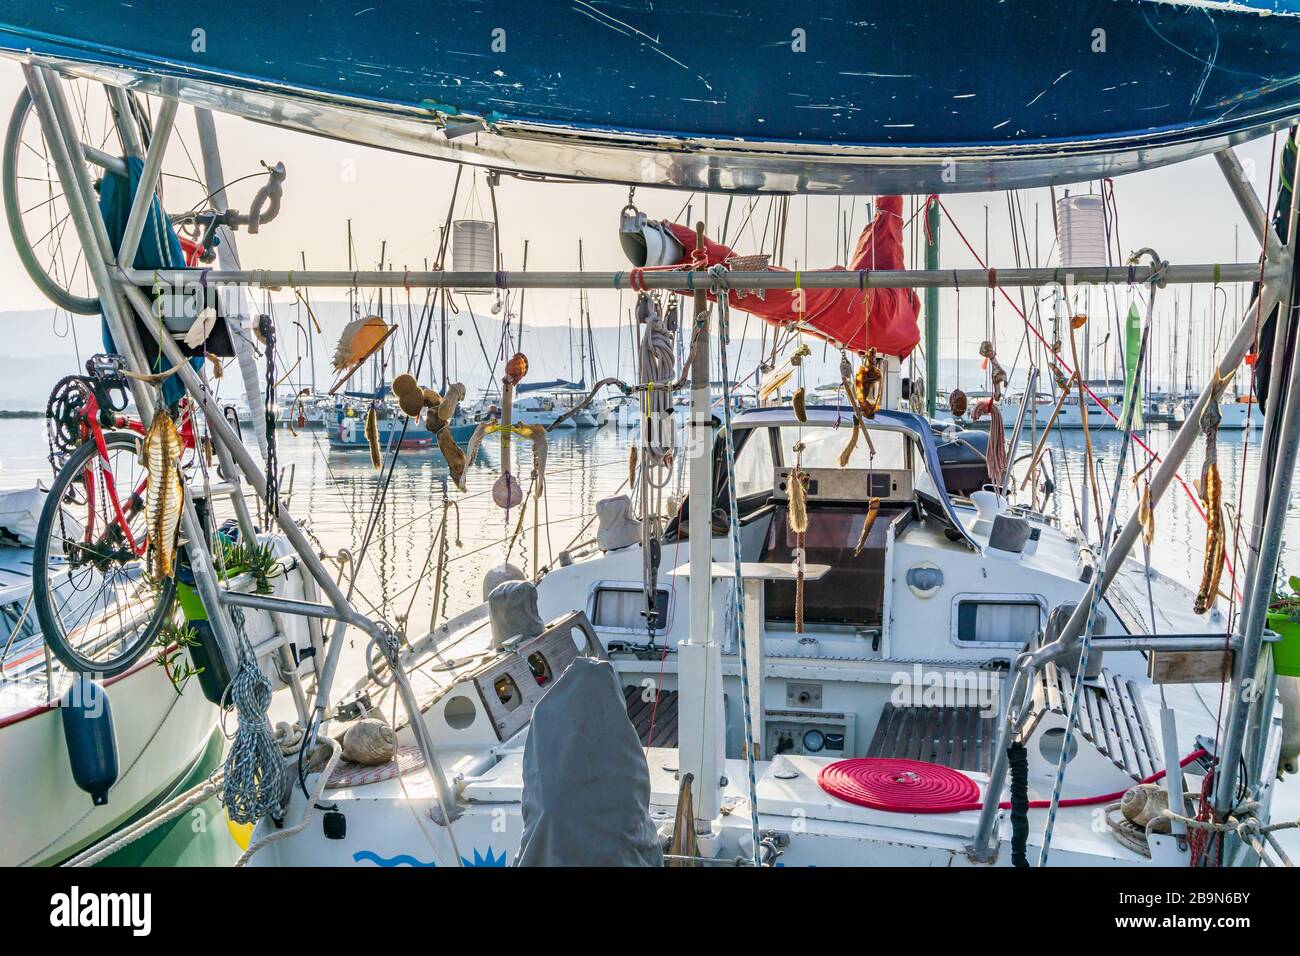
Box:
[1038,727,1079,765]
[443,695,477,730]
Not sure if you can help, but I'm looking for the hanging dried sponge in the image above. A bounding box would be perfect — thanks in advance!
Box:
[392,374,426,417]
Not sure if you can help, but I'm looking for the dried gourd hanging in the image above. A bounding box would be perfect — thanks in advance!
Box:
[792,386,807,422]
[492,352,528,510]
[364,405,381,470]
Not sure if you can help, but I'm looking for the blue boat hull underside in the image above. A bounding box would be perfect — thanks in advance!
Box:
[3,1,1300,192]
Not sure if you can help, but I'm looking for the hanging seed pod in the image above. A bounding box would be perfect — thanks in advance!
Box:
[506,352,529,384]
[1070,313,1088,330]
[439,428,467,487]
[792,386,807,422]
[788,469,809,534]
[949,388,968,418]
[365,406,382,469]
[628,445,639,491]
[492,471,525,509]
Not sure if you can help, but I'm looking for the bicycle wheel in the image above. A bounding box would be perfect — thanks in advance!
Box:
[3,85,107,314]
[3,79,207,316]
[33,430,178,676]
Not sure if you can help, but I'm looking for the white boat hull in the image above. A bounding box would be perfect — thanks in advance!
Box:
[0,657,216,866]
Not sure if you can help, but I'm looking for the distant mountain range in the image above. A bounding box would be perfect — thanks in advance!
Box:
[0,301,996,410]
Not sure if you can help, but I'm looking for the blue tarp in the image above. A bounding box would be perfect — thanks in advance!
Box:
[96,156,201,406]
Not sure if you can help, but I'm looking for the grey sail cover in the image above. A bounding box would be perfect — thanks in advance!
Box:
[514,657,663,867]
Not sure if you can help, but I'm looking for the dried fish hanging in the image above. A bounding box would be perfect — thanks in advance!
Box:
[1194,371,1231,615]
[142,405,184,580]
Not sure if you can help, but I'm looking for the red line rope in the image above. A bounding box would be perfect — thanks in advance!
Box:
[818,749,1209,814]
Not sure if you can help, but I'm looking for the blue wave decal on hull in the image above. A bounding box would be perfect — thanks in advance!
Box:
[353,850,437,867]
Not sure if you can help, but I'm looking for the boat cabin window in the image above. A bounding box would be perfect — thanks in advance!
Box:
[733,426,775,498]
[954,598,1043,646]
[592,585,671,634]
[777,426,906,470]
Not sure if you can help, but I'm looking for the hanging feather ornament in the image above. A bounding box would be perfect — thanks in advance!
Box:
[364,405,381,470]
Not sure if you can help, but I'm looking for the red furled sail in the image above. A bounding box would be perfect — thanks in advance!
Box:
[662,196,921,359]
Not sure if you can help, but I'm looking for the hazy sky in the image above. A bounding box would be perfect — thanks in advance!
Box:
[0,61,1280,389]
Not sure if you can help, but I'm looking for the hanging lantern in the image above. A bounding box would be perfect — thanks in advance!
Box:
[452,219,496,295]
[1056,194,1107,269]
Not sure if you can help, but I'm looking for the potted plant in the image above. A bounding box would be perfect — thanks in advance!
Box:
[1266,574,1300,677]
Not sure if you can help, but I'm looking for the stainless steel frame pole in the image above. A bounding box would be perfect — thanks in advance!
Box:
[25,65,242,674]
[1214,135,1300,818]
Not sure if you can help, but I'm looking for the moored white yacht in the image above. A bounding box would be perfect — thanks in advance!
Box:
[247,403,1296,867]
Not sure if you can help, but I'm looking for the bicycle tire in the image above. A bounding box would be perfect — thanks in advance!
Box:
[3,88,102,316]
[32,431,178,676]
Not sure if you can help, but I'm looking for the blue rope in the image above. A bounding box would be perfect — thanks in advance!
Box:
[710,264,763,866]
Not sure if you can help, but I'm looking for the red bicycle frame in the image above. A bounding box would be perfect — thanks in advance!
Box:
[76,389,195,560]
